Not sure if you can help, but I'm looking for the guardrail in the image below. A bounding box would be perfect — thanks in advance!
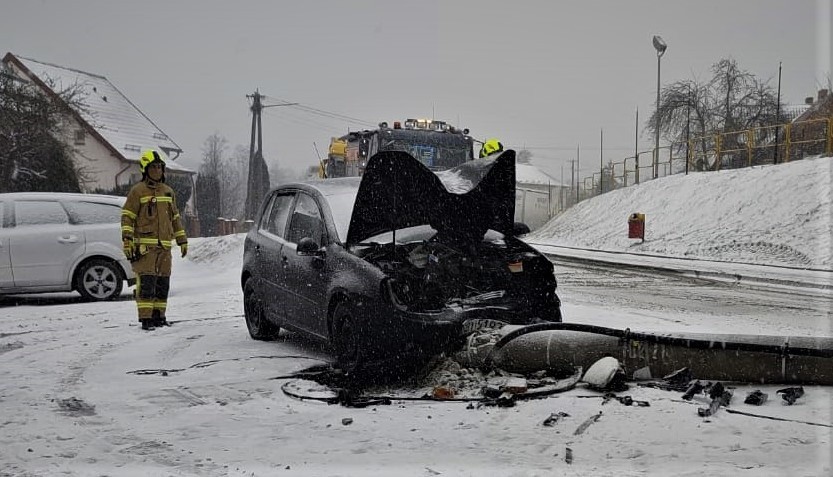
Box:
[576,117,831,201]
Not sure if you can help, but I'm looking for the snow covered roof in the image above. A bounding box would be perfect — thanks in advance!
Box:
[516,163,563,186]
[3,53,190,173]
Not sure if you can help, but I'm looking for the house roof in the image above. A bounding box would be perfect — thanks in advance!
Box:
[2,53,192,173]
[516,163,564,187]
[792,89,832,124]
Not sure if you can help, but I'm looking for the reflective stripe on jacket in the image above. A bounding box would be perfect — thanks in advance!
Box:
[121,179,187,249]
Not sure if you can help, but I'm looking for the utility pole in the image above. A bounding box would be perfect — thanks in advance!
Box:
[576,145,580,203]
[244,90,297,220]
[774,61,782,164]
[570,159,575,207]
[634,108,639,184]
[244,90,268,221]
[686,84,692,174]
[599,129,604,195]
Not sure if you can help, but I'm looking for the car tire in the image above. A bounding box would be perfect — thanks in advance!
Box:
[244,280,280,340]
[332,301,363,373]
[75,259,124,301]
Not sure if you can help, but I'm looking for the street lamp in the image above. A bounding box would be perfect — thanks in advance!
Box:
[652,35,667,179]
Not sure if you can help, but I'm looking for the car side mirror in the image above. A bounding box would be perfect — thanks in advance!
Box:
[297,237,323,256]
[512,222,531,236]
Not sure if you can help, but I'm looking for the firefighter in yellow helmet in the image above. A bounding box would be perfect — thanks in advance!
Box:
[121,149,188,330]
[479,138,504,158]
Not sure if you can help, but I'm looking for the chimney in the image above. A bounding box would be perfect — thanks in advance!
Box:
[805,97,814,105]
[819,89,829,102]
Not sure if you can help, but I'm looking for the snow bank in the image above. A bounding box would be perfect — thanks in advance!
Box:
[528,156,833,269]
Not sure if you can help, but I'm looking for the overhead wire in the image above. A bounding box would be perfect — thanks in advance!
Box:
[263,108,347,136]
[260,94,376,127]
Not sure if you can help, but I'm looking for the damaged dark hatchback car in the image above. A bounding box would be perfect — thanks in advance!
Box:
[240,150,561,371]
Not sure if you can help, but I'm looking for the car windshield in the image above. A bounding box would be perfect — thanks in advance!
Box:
[327,190,359,243]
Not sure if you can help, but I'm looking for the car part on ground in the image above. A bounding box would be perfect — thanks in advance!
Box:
[462,322,833,385]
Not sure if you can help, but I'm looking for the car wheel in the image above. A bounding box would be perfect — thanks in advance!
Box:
[76,259,124,301]
[243,280,280,340]
[332,301,363,373]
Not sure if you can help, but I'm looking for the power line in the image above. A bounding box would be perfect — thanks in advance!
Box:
[263,109,346,137]
[260,95,375,127]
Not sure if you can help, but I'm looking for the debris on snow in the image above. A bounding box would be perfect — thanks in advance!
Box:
[776,386,805,405]
[744,390,768,405]
[542,411,569,427]
[573,411,603,435]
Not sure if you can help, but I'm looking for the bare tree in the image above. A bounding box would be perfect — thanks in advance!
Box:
[646,58,783,171]
[196,133,226,236]
[222,144,249,220]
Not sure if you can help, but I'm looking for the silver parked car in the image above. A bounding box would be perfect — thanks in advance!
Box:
[0,192,134,301]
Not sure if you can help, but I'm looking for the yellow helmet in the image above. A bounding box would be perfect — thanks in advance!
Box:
[139,149,166,173]
[479,138,504,158]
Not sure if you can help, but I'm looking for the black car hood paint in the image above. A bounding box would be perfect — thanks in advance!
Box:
[347,150,516,245]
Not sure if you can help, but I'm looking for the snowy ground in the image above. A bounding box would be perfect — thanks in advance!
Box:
[1,156,831,476]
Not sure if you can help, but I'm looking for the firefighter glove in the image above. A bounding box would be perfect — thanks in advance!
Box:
[123,240,134,260]
[180,243,188,258]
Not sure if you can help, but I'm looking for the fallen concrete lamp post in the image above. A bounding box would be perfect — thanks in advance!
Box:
[456,323,833,385]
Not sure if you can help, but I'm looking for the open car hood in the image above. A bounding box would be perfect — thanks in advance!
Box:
[346,150,516,245]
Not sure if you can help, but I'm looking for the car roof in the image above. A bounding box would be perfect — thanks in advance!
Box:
[271,177,362,197]
[0,192,126,205]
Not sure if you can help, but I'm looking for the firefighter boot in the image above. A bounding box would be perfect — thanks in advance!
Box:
[151,310,161,327]
[151,310,170,327]
[141,319,156,331]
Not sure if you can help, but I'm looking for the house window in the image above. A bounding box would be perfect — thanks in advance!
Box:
[74,129,85,145]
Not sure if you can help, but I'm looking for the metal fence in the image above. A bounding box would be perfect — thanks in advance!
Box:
[576,117,832,202]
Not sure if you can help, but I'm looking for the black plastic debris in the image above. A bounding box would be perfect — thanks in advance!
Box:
[573,411,603,435]
[480,391,516,408]
[776,386,804,405]
[698,382,733,417]
[682,380,706,400]
[542,411,569,427]
[744,390,768,406]
[600,392,650,407]
[663,367,694,386]
[481,384,502,399]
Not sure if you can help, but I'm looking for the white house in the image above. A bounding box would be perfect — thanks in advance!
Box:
[515,163,568,231]
[2,52,195,199]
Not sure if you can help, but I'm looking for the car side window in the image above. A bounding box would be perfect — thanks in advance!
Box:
[263,193,294,238]
[63,201,122,224]
[286,193,324,245]
[14,200,70,226]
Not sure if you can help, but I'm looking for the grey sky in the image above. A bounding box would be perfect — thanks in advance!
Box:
[2,0,830,181]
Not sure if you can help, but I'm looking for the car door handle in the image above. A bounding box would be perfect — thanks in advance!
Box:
[58,235,79,244]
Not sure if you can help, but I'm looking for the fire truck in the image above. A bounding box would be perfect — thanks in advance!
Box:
[321,119,475,178]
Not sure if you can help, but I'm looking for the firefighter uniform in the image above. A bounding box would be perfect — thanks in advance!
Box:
[121,150,188,329]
